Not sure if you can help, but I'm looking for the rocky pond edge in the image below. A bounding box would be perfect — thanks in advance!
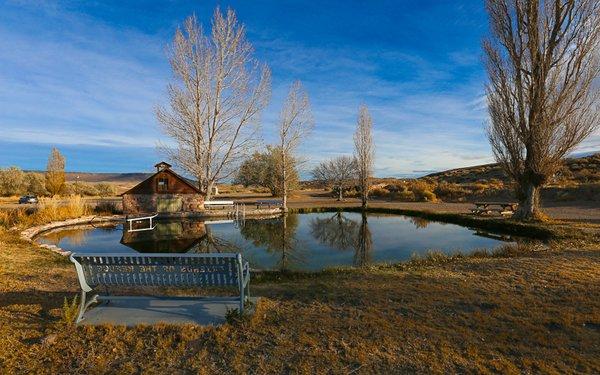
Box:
[20,215,124,256]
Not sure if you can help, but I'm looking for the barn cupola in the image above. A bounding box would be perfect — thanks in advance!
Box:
[154,161,172,172]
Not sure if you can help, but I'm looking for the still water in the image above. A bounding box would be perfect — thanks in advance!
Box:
[37,212,513,271]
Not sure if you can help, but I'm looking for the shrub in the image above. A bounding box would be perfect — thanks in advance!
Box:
[94,201,119,214]
[61,295,79,325]
[409,181,438,202]
[96,183,116,197]
[395,190,416,201]
[0,195,90,229]
[369,186,390,197]
[24,173,47,196]
[434,183,469,202]
[0,167,25,196]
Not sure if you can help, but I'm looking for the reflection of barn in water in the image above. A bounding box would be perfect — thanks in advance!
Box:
[121,220,207,253]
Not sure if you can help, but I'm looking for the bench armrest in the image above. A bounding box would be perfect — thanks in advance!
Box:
[69,254,93,292]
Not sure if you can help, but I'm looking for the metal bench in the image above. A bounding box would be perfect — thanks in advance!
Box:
[254,199,282,209]
[69,253,250,323]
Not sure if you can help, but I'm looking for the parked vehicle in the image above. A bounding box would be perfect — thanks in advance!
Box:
[18,195,38,204]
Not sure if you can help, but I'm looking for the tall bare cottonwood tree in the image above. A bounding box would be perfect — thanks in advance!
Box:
[354,105,375,209]
[157,8,271,200]
[485,0,600,220]
[45,147,65,196]
[278,81,314,211]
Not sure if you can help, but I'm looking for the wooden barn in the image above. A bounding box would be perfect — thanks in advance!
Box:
[121,162,204,215]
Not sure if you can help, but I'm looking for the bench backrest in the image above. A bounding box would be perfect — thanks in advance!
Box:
[70,253,244,292]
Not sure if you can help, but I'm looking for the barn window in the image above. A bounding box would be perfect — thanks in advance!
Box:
[157,178,168,192]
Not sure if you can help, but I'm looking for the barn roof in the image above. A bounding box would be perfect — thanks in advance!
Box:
[154,161,172,170]
[120,165,202,196]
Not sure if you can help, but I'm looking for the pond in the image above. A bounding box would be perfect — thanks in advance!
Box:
[37,212,515,272]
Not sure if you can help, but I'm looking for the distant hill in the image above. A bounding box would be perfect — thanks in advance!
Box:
[64,172,152,183]
[26,152,600,190]
[423,152,600,185]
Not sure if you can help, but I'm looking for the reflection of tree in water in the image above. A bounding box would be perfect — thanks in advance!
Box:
[354,212,372,267]
[239,214,303,271]
[310,212,372,267]
[410,216,430,229]
[309,212,358,250]
[193,225,242,253]
[42,225,115,246]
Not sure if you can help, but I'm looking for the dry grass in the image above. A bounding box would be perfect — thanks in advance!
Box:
[0,227,599,373]
[0,195,90,229]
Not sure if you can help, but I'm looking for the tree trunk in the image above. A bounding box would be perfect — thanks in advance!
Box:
[361,179,368,209]
[338,186,343,201]
[199,176,212,201]
[282,152,288,212]
[514,182,542,221]
[205,180,214,201]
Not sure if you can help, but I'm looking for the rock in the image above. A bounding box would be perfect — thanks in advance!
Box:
[41,333,58,346]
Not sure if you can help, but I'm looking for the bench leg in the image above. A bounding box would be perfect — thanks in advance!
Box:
[76,290,99,324]
[76,290,87,324]
[239,285,245,314]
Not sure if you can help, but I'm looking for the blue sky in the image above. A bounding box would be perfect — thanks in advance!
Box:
[1,1,597,177]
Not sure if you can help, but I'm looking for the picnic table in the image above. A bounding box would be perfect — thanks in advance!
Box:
[471,202,518,216]
[253,199,282,209]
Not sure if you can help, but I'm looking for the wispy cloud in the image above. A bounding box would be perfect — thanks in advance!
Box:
[0,2,168,151]
[3,1,592,176]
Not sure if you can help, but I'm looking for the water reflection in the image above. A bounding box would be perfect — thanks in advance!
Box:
[409,217,431,229]
[355,212,372,267]
[239,214,306,271]
[120,220,243,253]
[121,220,207,253]
[310,212,359,250]
[37,212,518,272]
[194,225,242,253]
[310,212,373,267]
[41,226,91,247]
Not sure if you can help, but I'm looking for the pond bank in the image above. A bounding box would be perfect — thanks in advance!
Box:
[21,203,598,261]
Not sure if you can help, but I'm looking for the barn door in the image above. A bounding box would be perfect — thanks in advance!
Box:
[157,197,182,212]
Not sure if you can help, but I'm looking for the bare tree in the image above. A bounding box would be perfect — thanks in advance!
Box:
[485,0,600,220]
[354,104,375,209]
[278,81,314,211]
[157,8,271,200]
[45,147,66,196]
[311,155,357,200]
